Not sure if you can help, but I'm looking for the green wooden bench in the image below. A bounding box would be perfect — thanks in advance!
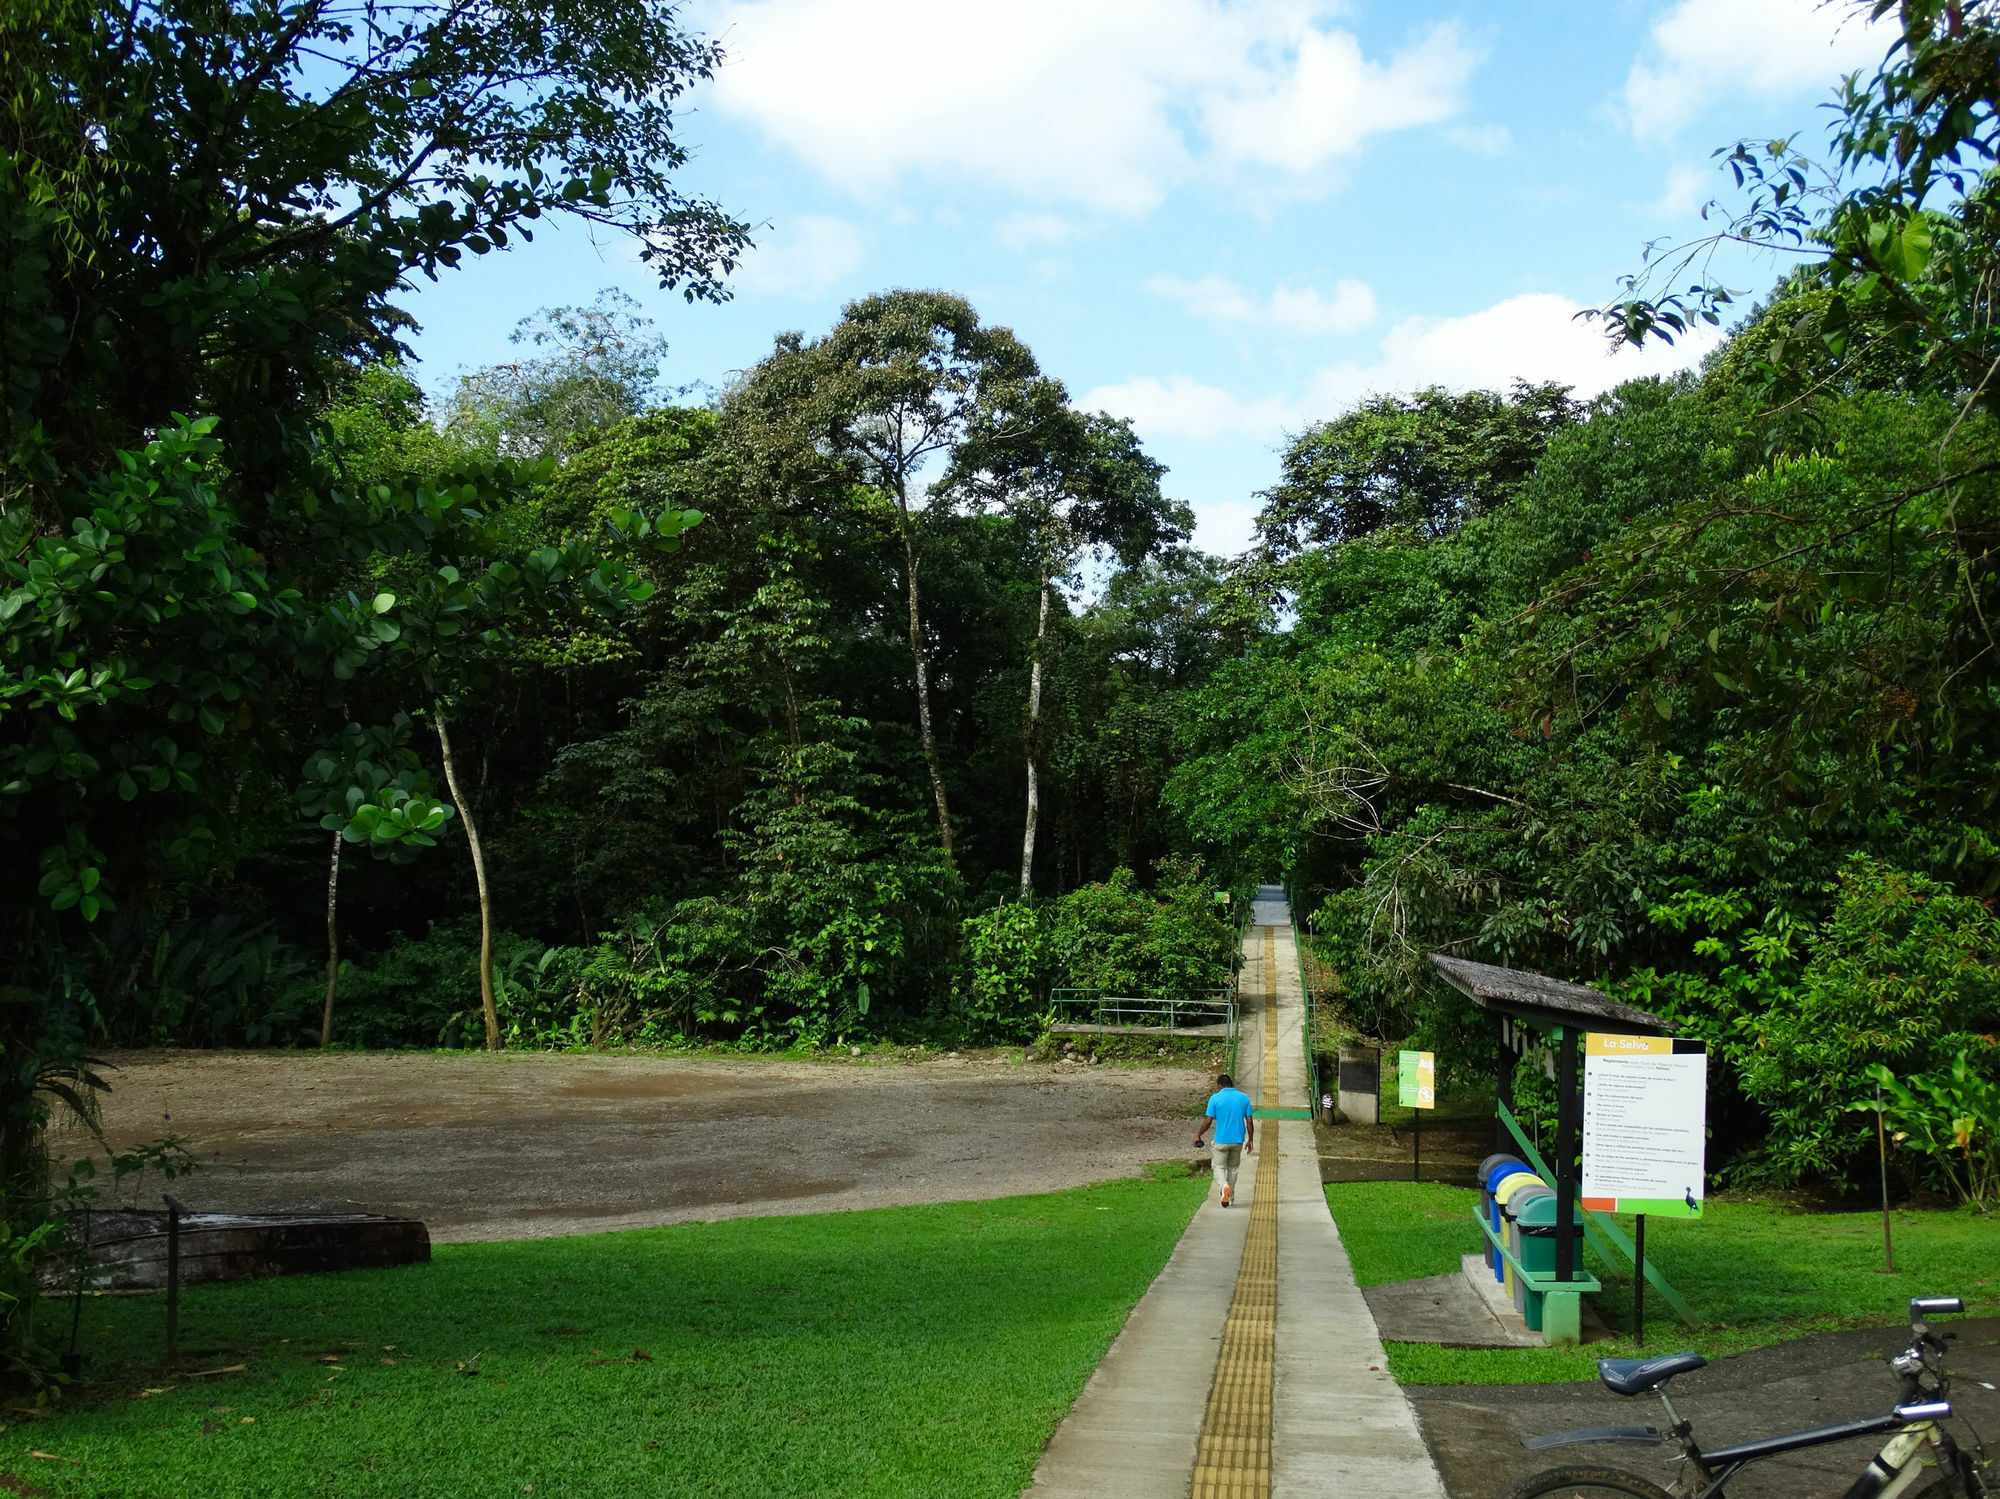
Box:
[1471,1204,1599,1345]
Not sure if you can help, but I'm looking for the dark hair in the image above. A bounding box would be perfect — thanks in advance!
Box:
[1216,1073,1233,1087]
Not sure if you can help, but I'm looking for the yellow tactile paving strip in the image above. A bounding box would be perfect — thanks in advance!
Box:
[1189,926,1281,1499]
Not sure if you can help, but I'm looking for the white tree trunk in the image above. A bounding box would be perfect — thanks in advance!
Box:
[435,707,501,1051]
[896,494,953,857]
[319,829,341,1047]
[1019,580,1049,898]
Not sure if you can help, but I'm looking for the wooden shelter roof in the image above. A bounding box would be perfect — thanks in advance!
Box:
[1428,953,1668,1035]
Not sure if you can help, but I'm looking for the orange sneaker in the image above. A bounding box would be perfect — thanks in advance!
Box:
[1221,1184,1232,1207]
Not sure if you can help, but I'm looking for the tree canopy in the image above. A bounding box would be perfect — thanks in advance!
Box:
[3,0,1999,1345]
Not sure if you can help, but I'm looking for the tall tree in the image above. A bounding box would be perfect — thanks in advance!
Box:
[728,292,1039,858]
[950,386,1185,895]
[0,0,747,501]
[445,290,673,462]
[0,0,742,1187]
[296,716,455,1046]
[1254,382,1578,558]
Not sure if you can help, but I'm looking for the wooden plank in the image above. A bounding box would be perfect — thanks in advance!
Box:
[63,1211,430,1291]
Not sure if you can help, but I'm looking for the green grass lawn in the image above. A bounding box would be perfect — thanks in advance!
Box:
[1327,1182,2000,1386]
[12,1173,1204,1498]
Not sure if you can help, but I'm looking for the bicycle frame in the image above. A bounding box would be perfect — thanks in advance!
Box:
[1528,1400,1960,1499]
[1682,1405,1954,1499]
[1523,1296,1983,1499]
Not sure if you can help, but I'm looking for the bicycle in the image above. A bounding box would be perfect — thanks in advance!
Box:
[1502,1297,1990,1499]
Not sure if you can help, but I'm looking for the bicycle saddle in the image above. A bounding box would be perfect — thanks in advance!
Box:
[1597,1352,1707,1395]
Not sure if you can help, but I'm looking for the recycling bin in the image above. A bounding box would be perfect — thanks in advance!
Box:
[1477,1154,1523,1221]
[1477,1155,1524,1273]
[1485,1164,1536,1234]
[1503,1182,1554,1313]
[1515,1189,1586,1275]
[1491,1172,1543,1291]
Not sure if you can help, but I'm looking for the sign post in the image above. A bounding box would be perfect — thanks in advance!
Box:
[1582,1035,1707,1342]
[1398,1049,1435,1182]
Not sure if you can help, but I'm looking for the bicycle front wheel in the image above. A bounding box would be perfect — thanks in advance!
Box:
[1502,1466,1678,1499]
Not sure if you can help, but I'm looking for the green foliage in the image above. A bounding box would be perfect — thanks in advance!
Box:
[297,717,455,860]
[1256,382,1579,555]
[1591,1,2000,425]
[0,0,746,490]
[955,858,1240,1039]
[0,1217,62,1389]
[1048,859,1236,997]
[1618,858,2000,1186]
[1862,1050,2000,1210]
[126,916,315,1046]
[961,901,1048,1042]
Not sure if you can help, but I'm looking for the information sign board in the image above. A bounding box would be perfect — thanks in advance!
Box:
[1397,1049,1435,1109]
[1581,1034,1707,1217]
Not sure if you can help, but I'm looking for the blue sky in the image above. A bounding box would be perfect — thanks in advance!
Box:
[398,0,1889,556]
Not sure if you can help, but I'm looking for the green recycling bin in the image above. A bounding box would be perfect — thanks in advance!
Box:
[1502,1182,1554,1313]
[1514,1190,1586,1276]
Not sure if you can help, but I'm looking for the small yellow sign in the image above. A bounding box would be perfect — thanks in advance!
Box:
[1397,1049,1435,1109]
[1585,1033,1671,1057]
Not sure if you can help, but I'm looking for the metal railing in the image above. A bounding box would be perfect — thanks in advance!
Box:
[1049,988,1237,1042]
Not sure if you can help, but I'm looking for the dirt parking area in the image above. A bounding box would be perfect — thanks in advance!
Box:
[61,1050,1212,1243]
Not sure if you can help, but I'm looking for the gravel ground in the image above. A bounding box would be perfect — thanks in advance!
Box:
[59,1049,1213,1243]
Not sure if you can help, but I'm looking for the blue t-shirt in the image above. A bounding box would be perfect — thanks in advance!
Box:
[1205,1087,1254,1146]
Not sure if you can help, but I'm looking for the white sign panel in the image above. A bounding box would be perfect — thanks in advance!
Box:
[1581,1034,1707,1218]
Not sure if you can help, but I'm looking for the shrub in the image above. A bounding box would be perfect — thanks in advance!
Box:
[961,901,1048,1042]
[1618,856,2000,1186]
[1862,1049,2000,1210]
[1046,856,1237,998]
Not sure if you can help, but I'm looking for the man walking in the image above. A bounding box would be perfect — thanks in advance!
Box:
[1193,1072,1254,1207]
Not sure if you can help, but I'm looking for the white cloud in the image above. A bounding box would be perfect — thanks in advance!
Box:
[702,1,1480,212]
[1081,374,1298,443]
[1188,499,1261,558]
[1271,281,1379,336]
[1649,163,1712,220]
[1309,292,1718,408]
[1085,292,1719,442]
[1624,0,1886,140]
[1442,123,1512,156]
[730,214,865,297]
[1149,274,1378,336]
[996,211,1073,250]
[1148,274,1261,325]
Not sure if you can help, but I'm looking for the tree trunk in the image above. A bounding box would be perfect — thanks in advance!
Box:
[895,495,953,857]
[1019,578,1049,898]
[779,660,802,749]
[435,707,501,1051]
[319,829,341,1047]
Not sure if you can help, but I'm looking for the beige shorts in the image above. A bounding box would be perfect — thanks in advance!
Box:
[1210,1142,1244,1189]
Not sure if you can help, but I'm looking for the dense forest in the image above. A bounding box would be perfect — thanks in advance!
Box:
[3,0,1997,1257]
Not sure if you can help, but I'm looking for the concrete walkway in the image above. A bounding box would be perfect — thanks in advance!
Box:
[1028,886,1445,1499]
